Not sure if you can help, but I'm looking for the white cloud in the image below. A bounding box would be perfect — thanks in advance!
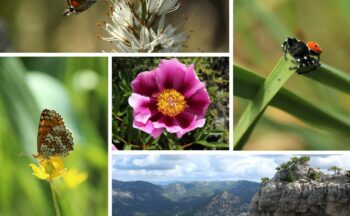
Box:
[112,154,350,183]
[133,154,159,167]
[310,155,350,170]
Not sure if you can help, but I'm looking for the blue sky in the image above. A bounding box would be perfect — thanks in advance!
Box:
[112,154,350,184]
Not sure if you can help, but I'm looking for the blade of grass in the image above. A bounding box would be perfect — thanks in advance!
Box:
[0,58,39,152]
[234,57,295,150]
[261,117,349,150]
[234,65,350,135]
[305,63,350,94]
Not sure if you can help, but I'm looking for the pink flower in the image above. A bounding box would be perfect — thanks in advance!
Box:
[112,145,118,151]
[128,59,211,138]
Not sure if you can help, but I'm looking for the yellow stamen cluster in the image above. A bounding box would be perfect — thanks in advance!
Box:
[157,89,187,117]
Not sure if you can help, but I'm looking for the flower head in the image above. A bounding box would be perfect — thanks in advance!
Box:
[101,0,188,52]
[29,156,66,181]
[128,59,211,138]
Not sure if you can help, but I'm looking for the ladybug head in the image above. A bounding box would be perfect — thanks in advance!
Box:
[307,41,322,55]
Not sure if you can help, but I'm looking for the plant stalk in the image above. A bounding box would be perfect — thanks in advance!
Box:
[49,182,61,216]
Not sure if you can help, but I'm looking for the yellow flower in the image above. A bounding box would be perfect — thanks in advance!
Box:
[63,168,88,189]
[29,156,66,181]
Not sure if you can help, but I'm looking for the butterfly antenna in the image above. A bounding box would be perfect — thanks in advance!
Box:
[18,152,32,158]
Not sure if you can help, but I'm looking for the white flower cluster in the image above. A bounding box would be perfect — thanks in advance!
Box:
[101,0,188,52]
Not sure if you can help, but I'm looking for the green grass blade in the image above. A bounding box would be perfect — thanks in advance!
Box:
[305,63,350,94]
[234,66,350,141]
[0,58,39,152]
[234,57,295,149]
[261,118,349,150]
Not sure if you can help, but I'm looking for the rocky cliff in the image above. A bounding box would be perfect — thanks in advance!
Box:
[250,164,350,216]
[195,191,249,216]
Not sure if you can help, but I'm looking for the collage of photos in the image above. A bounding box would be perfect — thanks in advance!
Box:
[0,0,350,216]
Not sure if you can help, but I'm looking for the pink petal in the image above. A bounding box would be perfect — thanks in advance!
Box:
[133,120,163,138]
[131,70,159,97]
[175,111,196,128]
[128,93,152,124]
[156,59,186,90]
[153,116,176,129]
[175,112,206,138]
[180,64,205,98]
[186,88,211,116]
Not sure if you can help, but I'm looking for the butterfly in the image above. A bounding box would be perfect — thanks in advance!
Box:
[63,0,97,16]
[34,109,74,158]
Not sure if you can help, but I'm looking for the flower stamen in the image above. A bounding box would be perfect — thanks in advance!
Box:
[157,89,186,117]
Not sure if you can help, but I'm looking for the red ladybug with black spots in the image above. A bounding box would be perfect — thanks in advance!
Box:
[63,0,97,16]
[282,37,322,74]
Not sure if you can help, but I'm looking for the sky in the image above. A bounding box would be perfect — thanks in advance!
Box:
[112,154,350,184]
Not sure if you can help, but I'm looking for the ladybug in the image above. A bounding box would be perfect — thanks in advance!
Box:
[281,37,322,74]
[63,0,97,16]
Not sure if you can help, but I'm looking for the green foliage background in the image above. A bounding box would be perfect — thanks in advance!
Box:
[234,0,350,150]
[0,57,108,216]
[112,57,229,150]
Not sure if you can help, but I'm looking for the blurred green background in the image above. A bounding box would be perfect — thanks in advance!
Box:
[0,0,228,52]
[234,0,350,150]
[0,57,108,215]
[112,57,229,150]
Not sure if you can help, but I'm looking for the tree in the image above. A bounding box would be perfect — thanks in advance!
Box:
[261,177,270,184]
[299,156,310,165]
[328,166,342,174]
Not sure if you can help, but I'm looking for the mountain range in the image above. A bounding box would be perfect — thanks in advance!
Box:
[112,180,260,216]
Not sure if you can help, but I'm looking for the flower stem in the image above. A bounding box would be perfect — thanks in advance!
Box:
[49,182,61,216]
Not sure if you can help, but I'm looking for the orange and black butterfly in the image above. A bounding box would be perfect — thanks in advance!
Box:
[63,0,97,16]
[34,109,74,158]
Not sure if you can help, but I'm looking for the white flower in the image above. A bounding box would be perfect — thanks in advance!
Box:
[101,0,188,52]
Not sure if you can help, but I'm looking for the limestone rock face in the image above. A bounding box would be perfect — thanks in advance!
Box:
[250,164,350,216]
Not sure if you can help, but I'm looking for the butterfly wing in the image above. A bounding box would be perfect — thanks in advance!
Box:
[37,109,74,157]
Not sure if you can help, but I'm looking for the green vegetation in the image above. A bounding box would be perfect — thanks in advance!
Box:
[0,57,108,216]
[291,156,310,165]
[112,57,229,150]
[276,156,310,182]
[234,0,350,150]
[308,171,320,181]
[328,166,342,174]
[276,156,310,171]
[261,177,270,184]
[287,170,297,183]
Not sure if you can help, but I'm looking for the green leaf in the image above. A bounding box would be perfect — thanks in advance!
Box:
[234,57,295,149]
[123,145,132,150]
[304,63,350,94]
[234,64,350,150]
[195,141,229,148]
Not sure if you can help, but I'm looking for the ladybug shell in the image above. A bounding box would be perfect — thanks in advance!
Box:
[66,0,96,14]
[306,41,322,55]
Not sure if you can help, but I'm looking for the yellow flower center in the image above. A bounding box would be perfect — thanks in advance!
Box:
[44,160,56,175]
[157,89,187,117]
[29,156,66,181]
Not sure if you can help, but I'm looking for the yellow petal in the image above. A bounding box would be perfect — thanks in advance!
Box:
[29,156,66,181]
[63,168,88,189]
[29,163,49,180]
